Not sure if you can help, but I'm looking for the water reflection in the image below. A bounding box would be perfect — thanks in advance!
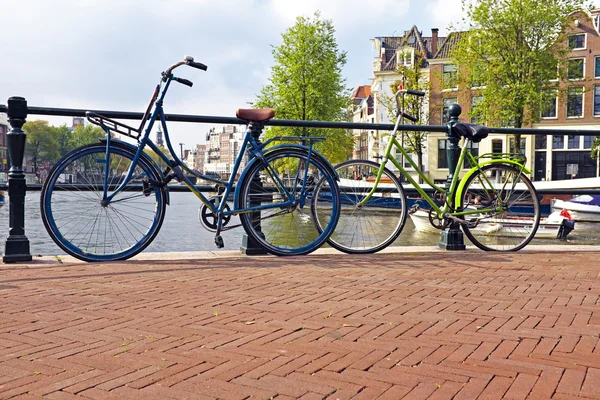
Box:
[1,191,599,256]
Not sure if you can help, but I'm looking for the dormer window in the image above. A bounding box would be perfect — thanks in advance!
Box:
[568,33,586,50]
[397,49,414,66]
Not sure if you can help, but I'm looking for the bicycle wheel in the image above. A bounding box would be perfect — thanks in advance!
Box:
[41,142,167,261]
[459,163,540,251]
[238,148,340,256]
[316,160,408,254]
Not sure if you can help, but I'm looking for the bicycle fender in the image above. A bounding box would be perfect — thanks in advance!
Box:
[265,144,339,180]
[233,146,338,209]
[454,159,531,209]
[100,138,170,205]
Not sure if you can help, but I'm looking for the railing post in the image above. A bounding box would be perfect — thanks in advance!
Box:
[438,103,466,251]
[240,121,268,255]
[3,97,32,263]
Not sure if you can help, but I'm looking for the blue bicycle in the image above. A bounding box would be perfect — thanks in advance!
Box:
[40,56,340,261]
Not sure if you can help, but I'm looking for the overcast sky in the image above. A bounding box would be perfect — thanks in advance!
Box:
[0,0,595,148]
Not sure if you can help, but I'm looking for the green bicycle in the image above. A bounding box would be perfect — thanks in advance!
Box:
[315,89,540,253]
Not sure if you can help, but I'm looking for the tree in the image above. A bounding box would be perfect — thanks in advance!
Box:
[69,125,105,150]
[391,49,429,183]
[452,0,589,153]
[255,12,353,163]
[23,120,60,174]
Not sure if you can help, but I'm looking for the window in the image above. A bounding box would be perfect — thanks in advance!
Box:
[470,95,484,124]
[568,135,581,149]
[595,57,600,78]
[535,135,547,150]
[470,62,485,88]
[568,33,585,50]
[442,64,458,90]
[463,141,479,168]
[509,137,526,155]
[438,139,448,169]
[584,136,596,149]
[567,86,584,118]
[594,85,600,116]
[541,90,557,118]
[397,49,413,66]
[492,139,503,159]
[442,97,457,124]
[553,135,564,149]
[567,59,584,80]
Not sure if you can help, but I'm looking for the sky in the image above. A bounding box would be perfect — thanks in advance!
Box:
[0,0,595,149]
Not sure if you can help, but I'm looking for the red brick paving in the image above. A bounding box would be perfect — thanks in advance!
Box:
[2,250,600,399]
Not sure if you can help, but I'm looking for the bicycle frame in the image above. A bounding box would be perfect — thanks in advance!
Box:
[359,111,529,219]
[97,75,318,220]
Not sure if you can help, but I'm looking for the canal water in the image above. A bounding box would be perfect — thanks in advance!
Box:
[2,191,600,256]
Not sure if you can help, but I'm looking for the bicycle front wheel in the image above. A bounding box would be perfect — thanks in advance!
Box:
[460,163,540,251]
[238,148,340,256]
[41,142,167,261]
[316,160,408,254]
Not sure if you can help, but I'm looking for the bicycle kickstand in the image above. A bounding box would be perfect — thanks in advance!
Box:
[214,214,225,248]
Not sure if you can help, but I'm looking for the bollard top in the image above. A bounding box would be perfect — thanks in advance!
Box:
[448,103,462,121]
[7,97,28,120]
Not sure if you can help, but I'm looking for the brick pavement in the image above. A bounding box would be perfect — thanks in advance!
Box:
[2,249,600,399]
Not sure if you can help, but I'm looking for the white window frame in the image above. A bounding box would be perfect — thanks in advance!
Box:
[567,58,586,81]
[442,64,458,91]
[567,86,585,118]
[541,90,558,120]
[568,33,586,50]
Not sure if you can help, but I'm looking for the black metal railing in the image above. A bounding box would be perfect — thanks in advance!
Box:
[2,99,600,261]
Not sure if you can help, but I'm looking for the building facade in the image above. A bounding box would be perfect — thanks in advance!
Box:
[427,10,600,183]
[0,114,8,179]
[202,125,247,178]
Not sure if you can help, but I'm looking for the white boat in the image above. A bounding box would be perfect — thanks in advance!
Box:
[409,208,570,239]
[551,195,600,222]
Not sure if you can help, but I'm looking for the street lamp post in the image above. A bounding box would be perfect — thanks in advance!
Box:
[179,142,185,160]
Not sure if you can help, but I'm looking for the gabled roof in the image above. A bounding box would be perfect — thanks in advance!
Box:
[375,26,446,71]
[433,31,467,59]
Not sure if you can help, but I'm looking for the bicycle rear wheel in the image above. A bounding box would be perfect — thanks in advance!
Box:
[460,163,540,251]
[316,160,408,253]
[41,142,167,261]
[237,148,340,256]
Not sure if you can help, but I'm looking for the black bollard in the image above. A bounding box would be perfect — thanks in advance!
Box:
[240,121,268,255]
[3,97,32,263]
[438,104,466,250]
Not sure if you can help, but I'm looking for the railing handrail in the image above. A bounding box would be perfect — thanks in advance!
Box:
[2,103,600,136]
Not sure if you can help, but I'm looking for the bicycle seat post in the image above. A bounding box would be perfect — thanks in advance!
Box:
[438,103,466,251]
[240,121,268,255]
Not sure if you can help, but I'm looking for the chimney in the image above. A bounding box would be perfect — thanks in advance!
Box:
[431,28,439,56]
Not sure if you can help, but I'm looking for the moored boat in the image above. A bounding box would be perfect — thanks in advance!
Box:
[551,195,600,222]
[409,208,571,239]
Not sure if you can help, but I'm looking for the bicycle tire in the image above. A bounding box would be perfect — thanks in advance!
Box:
[459,163,540,251]
[237,148,340,256]
[41,142,167,261]
[316,159,408,254]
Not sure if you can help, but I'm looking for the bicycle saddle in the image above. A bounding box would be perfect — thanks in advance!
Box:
[452,122,489,143]
[236,108,275,122]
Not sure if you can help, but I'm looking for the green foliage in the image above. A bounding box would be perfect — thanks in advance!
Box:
[24,120,60,173]
[69,125,105,150]
[255,12,353,163]
[452,0,590,152]
[391,50,429,180]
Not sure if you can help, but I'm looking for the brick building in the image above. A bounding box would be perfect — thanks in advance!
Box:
[427,9,600,182]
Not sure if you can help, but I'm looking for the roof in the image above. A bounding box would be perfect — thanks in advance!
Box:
[375,26,446,71]
[433,31,467,59]
[351,85,371,99]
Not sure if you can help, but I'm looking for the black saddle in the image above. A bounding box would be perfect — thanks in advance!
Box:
[451,122,489,143]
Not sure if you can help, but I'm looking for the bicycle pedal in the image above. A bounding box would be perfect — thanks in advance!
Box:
[214,235,224,248]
